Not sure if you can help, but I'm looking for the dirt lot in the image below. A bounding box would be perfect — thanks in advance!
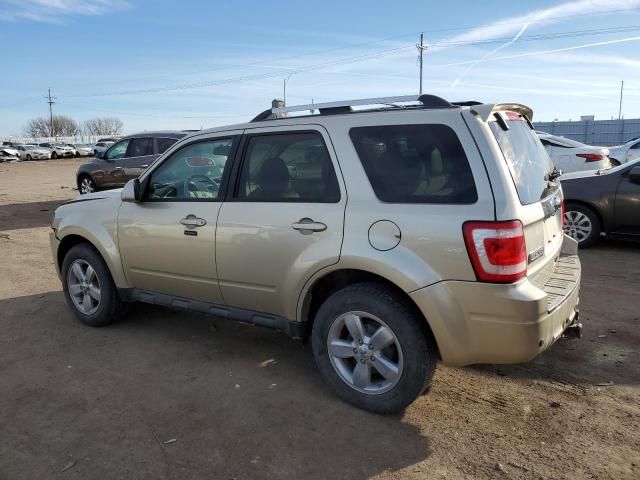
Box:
[1,158,639,480]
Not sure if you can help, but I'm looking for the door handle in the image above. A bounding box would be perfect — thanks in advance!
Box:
[292,218,327,233]
[141,164,149,168]
[114,166,123,170]
[180,214,207,228]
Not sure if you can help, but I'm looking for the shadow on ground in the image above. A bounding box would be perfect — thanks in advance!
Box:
[0,292,430,480]
[0,200,66,230]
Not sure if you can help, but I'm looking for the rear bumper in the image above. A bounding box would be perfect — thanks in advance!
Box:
[411,235,581,366]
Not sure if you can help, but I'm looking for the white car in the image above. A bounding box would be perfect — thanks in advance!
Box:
[38,142,75,159]
[66,143,94,157]
[608,137,640,166]
[537,132,610,173]
[92,141,114,156]
[15,145,52,160]
[0,146,20,157]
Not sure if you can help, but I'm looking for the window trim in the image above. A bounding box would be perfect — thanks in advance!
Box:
[229,129,342,204]
[141,135,239,203]
[348,123,479,205]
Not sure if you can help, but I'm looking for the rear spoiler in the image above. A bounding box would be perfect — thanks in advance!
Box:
[470,103,534,122]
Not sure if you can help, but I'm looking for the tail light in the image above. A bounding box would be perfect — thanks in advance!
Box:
[576,153,605,162]
[463,220,527,283]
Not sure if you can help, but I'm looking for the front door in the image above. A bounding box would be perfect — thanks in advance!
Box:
[216,127,346,318]
[118,134,240,303]
[614,166,640,235]
[103,139,130,187]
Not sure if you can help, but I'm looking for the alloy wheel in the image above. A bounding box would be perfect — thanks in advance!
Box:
[67,259,101,315]
[327,311,403,395]
[80,177,95,194]
[563,210,592,243]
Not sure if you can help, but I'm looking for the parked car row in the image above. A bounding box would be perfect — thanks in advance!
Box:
[1,140,112,160]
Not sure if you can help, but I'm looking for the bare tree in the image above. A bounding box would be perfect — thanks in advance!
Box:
[23,115,80,137]
[24,117,50,137]
[83,117,124,136]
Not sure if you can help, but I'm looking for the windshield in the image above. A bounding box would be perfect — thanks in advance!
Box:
[490,112,555,205]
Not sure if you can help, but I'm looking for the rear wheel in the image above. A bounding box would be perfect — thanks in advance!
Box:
[61,244,127,326]
[610,158,621,167]
[312,282,437,414]
[564,203,601,248]
[78,175,96,194]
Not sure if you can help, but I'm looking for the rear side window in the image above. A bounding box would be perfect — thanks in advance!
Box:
[237,132,340,203]
[128,137,154,157]
[157,137,179,153]
[349,124,477,204]
[489,113,554,205]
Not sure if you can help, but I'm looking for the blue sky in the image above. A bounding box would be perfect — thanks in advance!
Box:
[1,0,640,136]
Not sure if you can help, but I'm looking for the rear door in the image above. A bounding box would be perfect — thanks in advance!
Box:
[489,112,563,280]
[215,126,345,318]
[121,137,156,180]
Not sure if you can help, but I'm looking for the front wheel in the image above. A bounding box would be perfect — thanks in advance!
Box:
[51,151,58,159]
[564,203,601,248]
[78,175,96,194]
[61,244,127,326]
[26,154,32,161]
[312,282,438,414]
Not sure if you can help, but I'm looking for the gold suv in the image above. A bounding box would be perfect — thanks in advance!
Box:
[50,96,582,413]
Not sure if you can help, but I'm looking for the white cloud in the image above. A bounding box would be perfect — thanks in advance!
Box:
[435,0,640,49]
[0,0,129,22]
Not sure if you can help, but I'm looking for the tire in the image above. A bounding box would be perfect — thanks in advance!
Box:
[94,150,98,157]
[61,243,127,327]
[312,282,438,414]
[26,154,32,161]
[78,175,96,194]
[610,158,621,167]
[563,203,601,248]
[51,151,58,159]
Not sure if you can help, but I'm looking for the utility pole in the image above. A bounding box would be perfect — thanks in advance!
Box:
[417,33,427,94]
[618,80,624,120]
[45,88,56,137]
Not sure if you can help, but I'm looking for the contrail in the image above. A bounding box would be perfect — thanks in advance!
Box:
[438,36,640,68]
[451,22,530,88]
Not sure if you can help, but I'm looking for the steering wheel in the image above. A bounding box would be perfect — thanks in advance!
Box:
[184,174,218,195]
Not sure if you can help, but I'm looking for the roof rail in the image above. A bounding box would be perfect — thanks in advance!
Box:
[251,94,456,121]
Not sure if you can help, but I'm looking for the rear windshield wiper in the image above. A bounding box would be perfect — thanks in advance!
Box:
[545,166,562,182]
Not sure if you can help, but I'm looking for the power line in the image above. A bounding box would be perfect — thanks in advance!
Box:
[59,25,640,99]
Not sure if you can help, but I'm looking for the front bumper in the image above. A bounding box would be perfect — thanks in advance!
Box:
[411,235,581,366]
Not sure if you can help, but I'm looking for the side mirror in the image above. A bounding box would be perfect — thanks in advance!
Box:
[629,166,640,184]
[96,150,105,159]
[121,179,141,202]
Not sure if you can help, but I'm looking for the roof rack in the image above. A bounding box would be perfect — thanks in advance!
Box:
[251,94,457,122]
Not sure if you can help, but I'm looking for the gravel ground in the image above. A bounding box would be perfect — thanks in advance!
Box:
[1,159,638,480]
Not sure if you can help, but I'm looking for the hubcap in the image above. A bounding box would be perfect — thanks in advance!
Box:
[80,178,94,194]
[327,311,403,395]
[563,211,592,243]
[67,259,101,315]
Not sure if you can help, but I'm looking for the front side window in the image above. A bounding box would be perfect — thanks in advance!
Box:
[146,137,234,200]
[237,132,340,202]
[105,140,130,160]
[128,137,153,157]
[349,124,477,204]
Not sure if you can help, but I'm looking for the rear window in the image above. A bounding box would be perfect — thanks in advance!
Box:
[490,113,554,205]
[349,124,477,204]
